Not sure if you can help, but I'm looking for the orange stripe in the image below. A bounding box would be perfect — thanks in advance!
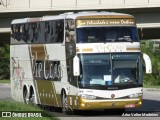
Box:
[82,48,93,52]
[127,48,140,51]
[76,48,93,52]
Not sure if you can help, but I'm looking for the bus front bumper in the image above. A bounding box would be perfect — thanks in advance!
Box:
[77,98,142,110]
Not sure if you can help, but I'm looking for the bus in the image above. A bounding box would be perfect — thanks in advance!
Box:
[10,11,152,114]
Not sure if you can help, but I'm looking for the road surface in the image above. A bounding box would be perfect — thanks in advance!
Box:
[0,84,160,120]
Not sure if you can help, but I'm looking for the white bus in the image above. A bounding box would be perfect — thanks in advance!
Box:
[10,11,152,114]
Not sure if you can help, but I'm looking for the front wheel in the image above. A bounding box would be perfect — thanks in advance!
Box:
[61,91,73,114]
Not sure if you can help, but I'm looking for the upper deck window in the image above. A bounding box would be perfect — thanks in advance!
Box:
[76,26,139,43]
[11,20,64,44]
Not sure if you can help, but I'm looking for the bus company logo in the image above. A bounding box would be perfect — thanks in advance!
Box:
[77,19,135,27]
[95,44,126,52]
[33,60,62,80]
[1,112,43,118]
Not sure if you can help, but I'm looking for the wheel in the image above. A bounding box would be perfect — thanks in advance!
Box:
[29,90,36,105]
[62,91,68,112]
[61,91,73,114]
[23,89,29,105]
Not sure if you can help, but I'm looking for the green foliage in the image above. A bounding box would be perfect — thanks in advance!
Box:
[0,44,10,79]
[141,40,160,85]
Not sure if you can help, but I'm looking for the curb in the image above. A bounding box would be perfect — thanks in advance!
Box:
[144,88,160,91]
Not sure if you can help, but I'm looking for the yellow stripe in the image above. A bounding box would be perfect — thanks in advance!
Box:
[31,44,46,60]
[36,80,55,105]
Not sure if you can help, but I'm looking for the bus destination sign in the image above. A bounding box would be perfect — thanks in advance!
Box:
[76,19,135,27]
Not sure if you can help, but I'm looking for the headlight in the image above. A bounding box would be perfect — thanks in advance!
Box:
[80,94,96,99]
[129,93,142,98]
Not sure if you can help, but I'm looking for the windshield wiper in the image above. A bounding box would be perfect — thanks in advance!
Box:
[82,84,103,86]
[105,39,115,42]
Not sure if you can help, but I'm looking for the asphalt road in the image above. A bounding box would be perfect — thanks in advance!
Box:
[0,84,160,120]
[0,84,11,100]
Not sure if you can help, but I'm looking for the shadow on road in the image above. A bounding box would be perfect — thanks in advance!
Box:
[66,99,160,116]
[127,99,160,112]
[73,109,124,116]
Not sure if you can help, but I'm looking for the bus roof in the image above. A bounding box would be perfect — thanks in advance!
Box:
[66,11,134,19]
[11,11,134,24]
[11,17,41,24]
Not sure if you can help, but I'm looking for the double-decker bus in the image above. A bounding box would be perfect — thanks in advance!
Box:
[10,11,152,114]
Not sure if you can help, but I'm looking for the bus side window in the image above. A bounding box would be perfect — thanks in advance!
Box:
[55,20,64,43]
[45,21,50,42]
[28,23,34,43]
[65,20,75,43]
[43,20,64,43]
[21,23,29,43]
[15,24,22,41]
[39,22,45,43]
[11,24,17,44]
[11,25,16,39]
[50,21,55,42]
[51,20,60,43]
[29,22,40,43]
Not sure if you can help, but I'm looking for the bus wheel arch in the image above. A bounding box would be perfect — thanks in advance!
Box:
[23,85,29,105]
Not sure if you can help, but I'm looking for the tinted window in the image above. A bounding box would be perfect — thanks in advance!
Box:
[76,27,139,43]
[11,20,64,44]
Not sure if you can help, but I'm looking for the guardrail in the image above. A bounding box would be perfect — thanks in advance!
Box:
[0,0,160,12]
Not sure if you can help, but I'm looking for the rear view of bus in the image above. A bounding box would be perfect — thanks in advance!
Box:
[70,12,152,111]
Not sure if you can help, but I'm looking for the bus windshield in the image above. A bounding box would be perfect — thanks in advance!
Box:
[76,27,139,43]
[79,53,141,88]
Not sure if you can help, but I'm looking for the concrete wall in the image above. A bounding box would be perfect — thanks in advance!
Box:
[1,0,160,12]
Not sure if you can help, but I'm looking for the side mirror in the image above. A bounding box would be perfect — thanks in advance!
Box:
[73,55,80,76]
[143,53,152,74]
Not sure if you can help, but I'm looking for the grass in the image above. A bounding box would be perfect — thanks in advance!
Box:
[0,80,10,84]
[143,84,160,88]
[0,100,59,120]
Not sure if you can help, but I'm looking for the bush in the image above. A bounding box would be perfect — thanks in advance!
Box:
[141,40,160,86]
[0,44,10,79]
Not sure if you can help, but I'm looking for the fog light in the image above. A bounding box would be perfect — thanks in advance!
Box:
[81,103,85,107]
[129,93,142,98]
[139,101,142,105]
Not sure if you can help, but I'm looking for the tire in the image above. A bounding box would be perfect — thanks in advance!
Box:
[23,89,29,105]
[61,91,73,115]
[29,90,36,105]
